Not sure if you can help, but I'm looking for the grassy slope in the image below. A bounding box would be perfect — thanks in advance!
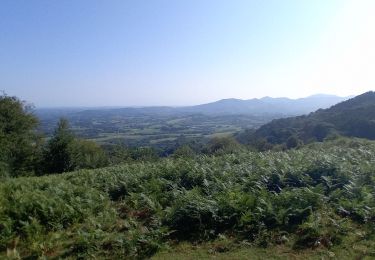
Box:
[1,138,375,259]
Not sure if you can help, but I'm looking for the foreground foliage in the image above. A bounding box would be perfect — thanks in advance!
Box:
[0,138,375,259]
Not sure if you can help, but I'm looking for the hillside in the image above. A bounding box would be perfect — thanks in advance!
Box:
[181,94,348,115]
[1,138,374,259]
[241,91,375,147]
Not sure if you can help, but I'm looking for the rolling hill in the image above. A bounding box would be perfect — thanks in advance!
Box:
[180,94,349,115]
[241,91,375,147]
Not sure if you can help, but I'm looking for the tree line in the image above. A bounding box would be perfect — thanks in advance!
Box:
[0,94,110,177]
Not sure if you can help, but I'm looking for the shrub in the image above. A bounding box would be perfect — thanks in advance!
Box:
[165,188,219,240]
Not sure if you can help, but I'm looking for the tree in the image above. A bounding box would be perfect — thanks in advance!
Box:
[43,118,75,173]
[0,94,40,177]
[43,118,108,174]
[203,136,242,155]
[104,144,133,165]
[131,147,159,161]
[69,139,108,169]
[286,135,302,149]
[172,145,195,158]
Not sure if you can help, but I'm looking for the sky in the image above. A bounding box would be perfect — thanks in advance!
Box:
[1,0,374,107]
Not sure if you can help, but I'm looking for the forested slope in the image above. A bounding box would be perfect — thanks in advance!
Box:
[240,91,375,148]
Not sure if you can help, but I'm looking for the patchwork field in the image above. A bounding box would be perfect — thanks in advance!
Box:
[37,109,277,149]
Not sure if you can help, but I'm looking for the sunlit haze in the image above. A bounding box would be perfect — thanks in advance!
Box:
[1,0,374,107]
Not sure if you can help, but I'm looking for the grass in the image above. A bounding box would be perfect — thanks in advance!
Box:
[153,243,333,260]
[153,232,375,259]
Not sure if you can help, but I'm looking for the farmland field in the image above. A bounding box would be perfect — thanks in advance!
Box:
[37,109,277,149]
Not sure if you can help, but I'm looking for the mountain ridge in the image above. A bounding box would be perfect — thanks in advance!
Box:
[36,94,350,118]
[240,91,375,148]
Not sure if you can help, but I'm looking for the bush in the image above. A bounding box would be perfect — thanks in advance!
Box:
[172,145,195,158]
[165,188,219,240]
[204,136,243,155]
[70,139,108,170]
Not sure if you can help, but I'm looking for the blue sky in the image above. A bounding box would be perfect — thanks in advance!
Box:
[1,0,374,107]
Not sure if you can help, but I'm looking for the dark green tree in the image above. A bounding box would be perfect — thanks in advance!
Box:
[286,135,302,149]
[172,145,195,158]
[43,118,75,173]
[131,147,159,161]
[204,136,243,155]
[43,118,108,174]
[0,94,41,177]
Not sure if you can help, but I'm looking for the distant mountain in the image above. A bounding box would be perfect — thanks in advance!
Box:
[37,94,348,119]
[180,94,349,115]
[239,91,375,148]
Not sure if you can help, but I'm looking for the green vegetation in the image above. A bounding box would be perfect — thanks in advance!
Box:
[1,138,374,258]
[43,118,76,173]
[43,118,108,174]
[0,93,110,177]
[0,94,41,178]
[203,136,244,155]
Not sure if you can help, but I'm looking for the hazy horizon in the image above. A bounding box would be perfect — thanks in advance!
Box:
[2,0,374,106]
[34,92,353,109]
